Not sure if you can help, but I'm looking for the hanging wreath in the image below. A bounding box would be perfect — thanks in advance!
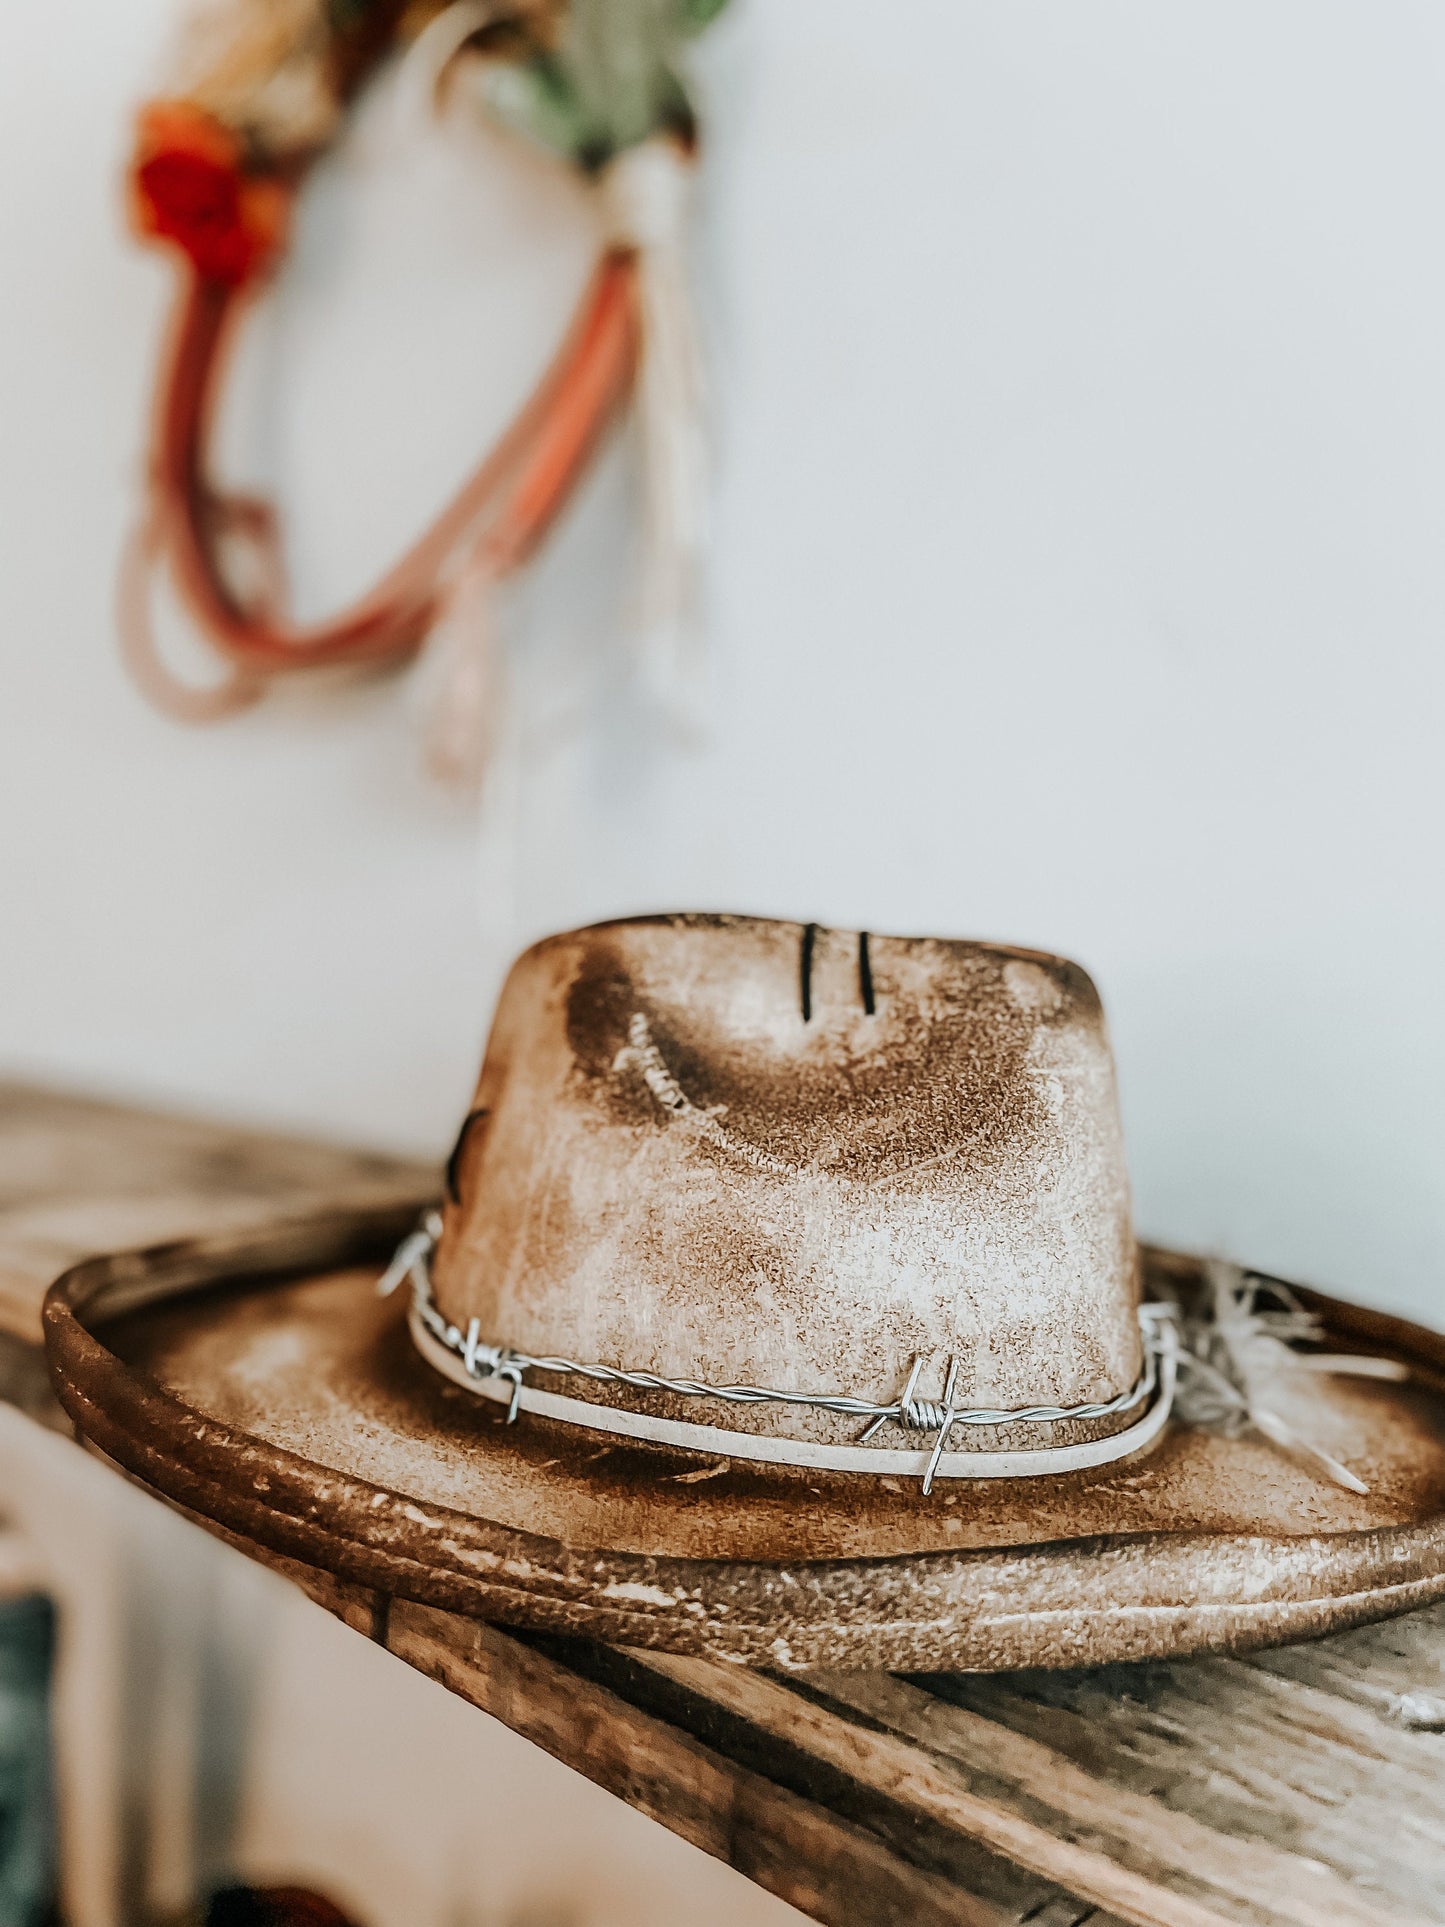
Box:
[121,0,726,782]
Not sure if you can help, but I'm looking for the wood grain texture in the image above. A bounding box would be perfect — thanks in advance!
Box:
[0,1080,432,1344]
[9,1086,1445,1927]
[383,1600,1129,1927]
[918,1621,1445,1922]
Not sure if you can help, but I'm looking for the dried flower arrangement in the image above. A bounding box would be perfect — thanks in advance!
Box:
[122,0,727,784]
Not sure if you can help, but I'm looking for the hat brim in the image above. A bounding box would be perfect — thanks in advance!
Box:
[42,1202,1445,1672]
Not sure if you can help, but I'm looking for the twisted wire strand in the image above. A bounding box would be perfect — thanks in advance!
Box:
[381,1214,1169,1436]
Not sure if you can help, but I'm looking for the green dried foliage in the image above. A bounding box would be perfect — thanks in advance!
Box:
[484,0,731,169]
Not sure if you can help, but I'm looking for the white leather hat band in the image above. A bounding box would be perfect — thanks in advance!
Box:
[382,1216,1180,1491]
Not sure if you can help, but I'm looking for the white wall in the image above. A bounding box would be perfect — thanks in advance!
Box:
[4,1,1445,1324]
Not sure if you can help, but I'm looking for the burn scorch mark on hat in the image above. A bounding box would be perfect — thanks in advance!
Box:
[611,1008,1068,1197]
[613,1012,801,1178]
[559,916,1094,1185]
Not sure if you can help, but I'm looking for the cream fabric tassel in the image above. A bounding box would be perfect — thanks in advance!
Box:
[417,553,506,792]
[598,137,709,725]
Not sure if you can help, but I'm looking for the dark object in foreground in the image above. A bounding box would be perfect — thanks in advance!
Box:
[0,1592,56,1927]
[206,1887,362,1927]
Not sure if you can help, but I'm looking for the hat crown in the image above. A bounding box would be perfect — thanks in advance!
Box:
[565,918,1099,1187]
[434,915,1139,1440]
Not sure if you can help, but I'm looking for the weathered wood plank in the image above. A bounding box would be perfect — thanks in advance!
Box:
[579,1647,1282,1927]
[800,1669,1408,1927]
[384,1599,1132,1927]
[517,1632,1149,1927]
[0,1080,432,1344]
[917,1625,1445,1923]
[1246,1599,1445,1716]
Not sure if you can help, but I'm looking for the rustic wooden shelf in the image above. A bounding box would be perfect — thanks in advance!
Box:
[4,1082,1443,1927]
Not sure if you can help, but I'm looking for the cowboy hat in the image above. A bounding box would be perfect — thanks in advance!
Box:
[43,915,1445,1670]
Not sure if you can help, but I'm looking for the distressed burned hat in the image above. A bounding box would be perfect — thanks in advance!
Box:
[45,915,1445,1671]
[403,915,1169,1486]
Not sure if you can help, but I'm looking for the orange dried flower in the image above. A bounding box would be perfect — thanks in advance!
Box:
[131,99,289,283]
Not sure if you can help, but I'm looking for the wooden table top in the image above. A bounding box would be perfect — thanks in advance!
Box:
[5,1081,1445,1927]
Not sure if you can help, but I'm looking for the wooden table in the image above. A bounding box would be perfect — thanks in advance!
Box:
[5,1082,1445,1927]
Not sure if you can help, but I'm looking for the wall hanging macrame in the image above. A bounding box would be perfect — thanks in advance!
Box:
[122,0,725,785]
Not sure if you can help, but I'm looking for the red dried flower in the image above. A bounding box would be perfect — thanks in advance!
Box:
[131,100,289,284]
